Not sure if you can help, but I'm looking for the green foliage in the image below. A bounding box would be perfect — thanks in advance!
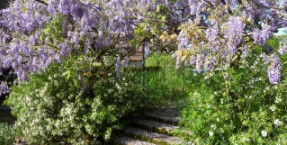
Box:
[180,47,287,144]
[5,55,144,145]
[267,37,280,50]
[0,123,17,145]
[130,4,174,52]
[41,14,66,42]
[145,53,175,67]
[131,53,199,107]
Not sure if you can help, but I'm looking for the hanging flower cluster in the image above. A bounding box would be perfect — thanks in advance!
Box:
[1,0,287,96]
[0,0,163,95]
[173,0,287,84]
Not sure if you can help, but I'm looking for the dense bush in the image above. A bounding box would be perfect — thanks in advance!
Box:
[5,55,144,145]
[180,41,287,144]
[0,123,17,145]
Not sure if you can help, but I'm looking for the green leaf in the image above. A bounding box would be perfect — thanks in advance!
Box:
[92,62,102,67]
[62,70,71,80]
[156,5,161,12]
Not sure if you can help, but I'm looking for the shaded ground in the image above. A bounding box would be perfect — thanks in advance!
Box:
[0,106,15,124]
[110,107,190,145]
[0,0,10,9]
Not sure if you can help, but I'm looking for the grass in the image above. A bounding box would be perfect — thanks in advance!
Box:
[130,53,200,109]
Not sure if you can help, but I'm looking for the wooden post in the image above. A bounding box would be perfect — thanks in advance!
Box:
[142,42,145,92]
[182,62,185,93]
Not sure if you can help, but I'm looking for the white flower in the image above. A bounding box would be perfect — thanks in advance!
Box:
[274,85,278,89]
[209,131,214,137]
[258,77,262,81]
[210,124,217,130]
[269,105,276,112]
[274,119,283,126]
[275,97,283,104]
[107,89,113,94]
[115,83,121,90]
[241,137,250,142]
[266,86,270,90]
[261,130,267,137]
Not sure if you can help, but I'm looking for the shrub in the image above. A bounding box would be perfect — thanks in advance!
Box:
[0,123,16,145]
[5,55,144,145]
[180,43,287,144]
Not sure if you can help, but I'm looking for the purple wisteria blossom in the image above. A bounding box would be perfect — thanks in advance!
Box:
[206,28,218,42]
[0,0,287,96]
[204,56,213,72]
[253,26,274,46]
[278,41,287,55]
[0,82,9,96]
[225,17,245,54]
[196,54,205,73]
[115,57,123,78]
[189,55,196,65]
[268,55,281,85]
[177,31,189,50]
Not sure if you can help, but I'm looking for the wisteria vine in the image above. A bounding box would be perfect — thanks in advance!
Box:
[1,0,287,96]
[173,0,287,85]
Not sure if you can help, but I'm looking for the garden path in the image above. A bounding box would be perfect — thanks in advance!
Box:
[110,108,191,145]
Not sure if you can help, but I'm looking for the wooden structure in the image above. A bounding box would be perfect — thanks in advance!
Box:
[128,50,143,68]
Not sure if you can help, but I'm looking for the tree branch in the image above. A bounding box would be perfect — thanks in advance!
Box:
[237,0,243,5]
[250,0,285,11]
[35,0,48,5]
[124,17,166,23]
[203,0,214,8]
[220,0,233,15]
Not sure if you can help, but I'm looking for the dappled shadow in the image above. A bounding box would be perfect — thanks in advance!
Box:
[0,106,15,124]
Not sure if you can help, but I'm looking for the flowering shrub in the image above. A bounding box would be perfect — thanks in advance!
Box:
[2,0,286,96]
[0,123,17,145]
[180,41,287,144]
[5,55,144,144]
[0,0,186,96]
[0,0,287,143]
